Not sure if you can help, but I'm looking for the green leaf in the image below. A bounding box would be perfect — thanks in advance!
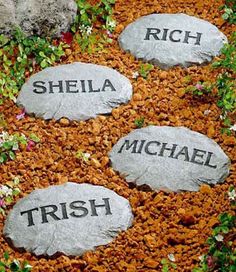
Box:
[29,133,40,143]
[40,59,47,68]
[3,252,9,261]
[9,151,16,160]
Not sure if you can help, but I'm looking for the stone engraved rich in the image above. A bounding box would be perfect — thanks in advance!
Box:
[20,198,112,227]
[33,79,116,94]
[117,140,217,168]
[118,14,228,69]
[144,28,202,45]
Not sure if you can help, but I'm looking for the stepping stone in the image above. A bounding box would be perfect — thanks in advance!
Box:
[109,126,230,192]
[4,183,133,256]
[119,13,227,69]
[17,62,133,121]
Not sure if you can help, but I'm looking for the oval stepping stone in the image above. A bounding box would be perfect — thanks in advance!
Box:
[119,13,227,69]
[109,126,230,192]
[17,62,133,121]
[4,183,133,256]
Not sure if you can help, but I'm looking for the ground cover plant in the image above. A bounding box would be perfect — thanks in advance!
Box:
[193,187,236,272]
[0,252,32,272]
[72,0,116,52]
[186,32,236,135]
[0,0,235,271]
[0,28,66,105]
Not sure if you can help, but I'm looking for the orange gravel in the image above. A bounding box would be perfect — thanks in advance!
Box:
[0,0,236,271]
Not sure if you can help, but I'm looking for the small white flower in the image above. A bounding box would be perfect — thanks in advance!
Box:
[229,124,236,131]
[83,153,91,161]
[24,264,33,269]
[215,234,224,242]
[204,109,211,116]
[107,20,116,29]
[12,142,19,151]
[132,71,139,79]
[228,189,236,201]
[198,255,205,262]
[79,24,93,36]
[0,131,9,141]
[167,253,175,262]
[86,26,93,36]
[0,185,13,197]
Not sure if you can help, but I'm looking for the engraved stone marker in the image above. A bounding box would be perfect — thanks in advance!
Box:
[4,183,133,256]
[17,62,133,121]
[109,126,230,192]
[119,14,228,69]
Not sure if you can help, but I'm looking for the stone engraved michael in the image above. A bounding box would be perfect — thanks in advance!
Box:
[118,140,217,168]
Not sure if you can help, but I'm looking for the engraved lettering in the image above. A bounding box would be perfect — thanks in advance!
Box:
[118,140,139,153]
[190,148,206,165]
[88,80,100,92]
[158,143,178,158]
[20,208,39,227]
[144,28,161,40]
[144,141,161,155]
[33,81,47,94]
[69,201,88,218]
[49,80,63,94]
[65,80,78,93]
[89,198,112,216]
[101,79,116,92]
[183,31,202,45]
[169,30,182,42]
[173,146,190,161]
[204,152,217,169]
[40,205,61,223]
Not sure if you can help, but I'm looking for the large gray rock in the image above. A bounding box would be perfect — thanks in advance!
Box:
[0,0,77,37]
[119,13,228,69]
[17,62,133,121]
[4,183,133,256]
[0,1,16,36]
[109,126,230,192]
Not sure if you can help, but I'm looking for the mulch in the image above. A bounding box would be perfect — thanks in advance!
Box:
[0,0,235,271]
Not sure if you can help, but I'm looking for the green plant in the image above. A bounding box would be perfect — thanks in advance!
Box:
[134,117,145,128]
[213,32,236,134]
[220,0,236,24]
[0,131,40,163]
[139,63,154,79]
[76,150,91,162]
[72,0,115,52]
[0,114,7,128]
[193,187,236,272]
[0,252,32,272]
[0,132,27,163]
[161,258,177,272]
[72,0,116,32]
[0,28,66,104]
[185,81,213,96]
[0,177,21,215]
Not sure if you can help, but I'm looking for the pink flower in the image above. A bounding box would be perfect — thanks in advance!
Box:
[106,30,113,38]
[206,256,215,269]
[16,108,26,120]
[0,198,5,207]
[195,83,203,91]
[26,140,36,151]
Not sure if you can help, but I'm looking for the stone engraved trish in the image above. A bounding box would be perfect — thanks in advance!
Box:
[32,79,116,94]
[20,198,112,227]
[118,140,217,168]
[144,28,203,45]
